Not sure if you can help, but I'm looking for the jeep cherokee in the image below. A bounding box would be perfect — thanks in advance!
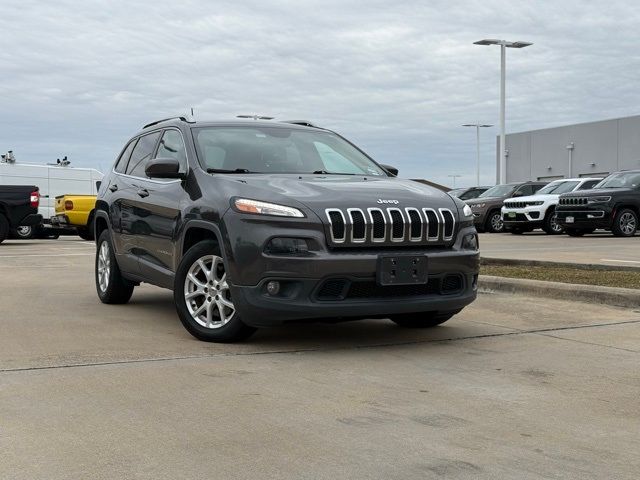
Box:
[94,117,480,342]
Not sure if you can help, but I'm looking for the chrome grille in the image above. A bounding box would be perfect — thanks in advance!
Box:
[559,197,588,206]
[506,201,526,209]
[325,207,456,246]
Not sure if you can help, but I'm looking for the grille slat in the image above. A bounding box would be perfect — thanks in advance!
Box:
[326,206,456,247]
[559,197,588,206]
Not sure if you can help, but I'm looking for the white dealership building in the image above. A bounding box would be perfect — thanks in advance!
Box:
[500,114,640,183]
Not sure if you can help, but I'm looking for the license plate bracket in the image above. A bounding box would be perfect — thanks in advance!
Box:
[566,216,575,224]
[377,255,428,286]
[508,212,516,218]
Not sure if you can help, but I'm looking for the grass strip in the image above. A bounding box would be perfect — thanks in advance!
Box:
[481,265,640,290]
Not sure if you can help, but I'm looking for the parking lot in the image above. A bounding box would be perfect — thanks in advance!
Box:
[480,231,640,267]
[0,237,638,479]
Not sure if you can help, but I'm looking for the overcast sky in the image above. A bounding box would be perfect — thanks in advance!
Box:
[2,0,639,187]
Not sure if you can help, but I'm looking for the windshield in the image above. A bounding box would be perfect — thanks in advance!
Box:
[595,172,640,189]
[192,126,387,176]
[536,181,579,195]
[479,184,516,198]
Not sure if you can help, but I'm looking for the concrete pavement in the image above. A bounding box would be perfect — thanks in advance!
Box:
[1,238,639,479]
[480,231,640,268]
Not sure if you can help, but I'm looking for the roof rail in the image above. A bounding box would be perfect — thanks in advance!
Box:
[280,120,319,128]
[143,116,193,129]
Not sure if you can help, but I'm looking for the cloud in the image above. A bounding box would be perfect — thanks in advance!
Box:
[1,0,639,186]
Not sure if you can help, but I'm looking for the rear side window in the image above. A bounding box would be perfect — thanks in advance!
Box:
[126,132,161,177]
[115,140,136,173]
[515,184,535,196]
[156,130,187,169]
[531,184,545,194]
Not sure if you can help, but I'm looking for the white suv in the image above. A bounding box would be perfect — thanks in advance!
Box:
[502,178,602,234]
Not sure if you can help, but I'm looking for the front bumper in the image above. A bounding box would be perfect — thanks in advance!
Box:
[501,207,544,230]
[555,206,612,229]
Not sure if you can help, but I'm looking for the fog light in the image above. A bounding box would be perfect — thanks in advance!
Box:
[265,237,310,256]
[461,233,478,250]
[266,281,281,296]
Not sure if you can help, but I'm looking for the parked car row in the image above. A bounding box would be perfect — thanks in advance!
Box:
[0,153,102,240]
[463,170,640,237]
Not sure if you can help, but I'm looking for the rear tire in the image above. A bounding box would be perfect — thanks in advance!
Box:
[485,211,504,233]
[0,214,8,244]
[390,311,459,328]
[543,209,563,235]
[95,230,134,304]
[12,225,36,239]
[611,208,637,237]
[174,240,256,343]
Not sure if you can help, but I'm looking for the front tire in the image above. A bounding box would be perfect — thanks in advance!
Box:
[485,211,504,233]
[174,240,256,343]
[543,209,563,235]
[611,209,637,237]
[95,230,134,304]
[390,311,459,328]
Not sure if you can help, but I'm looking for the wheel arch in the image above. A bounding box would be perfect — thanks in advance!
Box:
[179,220,226,262]
[94,210,111,242]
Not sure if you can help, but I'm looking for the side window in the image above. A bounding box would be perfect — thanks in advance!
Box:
[515,185,534,196]
[126,132,161,177]
[156,130,187,169]
[578,180,599,190]
[531,184,545,194]
[114,140,136,174]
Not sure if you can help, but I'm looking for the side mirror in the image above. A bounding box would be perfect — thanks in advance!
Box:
[381,164,399,176]
[145,158,184,179]
[96,181,102,191]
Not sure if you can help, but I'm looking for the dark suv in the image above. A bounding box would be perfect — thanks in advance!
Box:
[94,118,480,342]
[556,170,640,237]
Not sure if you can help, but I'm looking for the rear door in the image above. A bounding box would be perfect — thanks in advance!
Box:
[110,132,161,275]
[135,129,188,286]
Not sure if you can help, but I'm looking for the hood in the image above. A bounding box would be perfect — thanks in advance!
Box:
[466,196,503,205]
[215,174,458,215]
[562,188,633,197]
[504,193,557,203]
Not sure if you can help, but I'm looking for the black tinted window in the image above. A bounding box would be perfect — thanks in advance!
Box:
[578,180,600,190]
[115,140,136,173]
[515,185,534,196]
[531,184,545,193]
[126,132,161,177]
[156,130,186,168]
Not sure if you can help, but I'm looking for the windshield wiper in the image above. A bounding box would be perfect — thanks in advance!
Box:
[312,170,359,175]
[207,168,254,174]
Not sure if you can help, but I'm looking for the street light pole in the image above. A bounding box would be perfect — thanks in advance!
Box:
[463,123,493,187]
[448,174,462,188]
[474,39,532,184]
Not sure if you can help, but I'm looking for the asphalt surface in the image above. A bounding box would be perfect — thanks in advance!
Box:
[1,238,639,479]
[480,231,640,267]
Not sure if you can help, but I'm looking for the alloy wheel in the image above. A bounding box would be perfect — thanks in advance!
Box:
[620,212,637,235]
[491,213,503,232]
[183,254,235,329]
[97,241,111,292]
[550,214,563,233]
[16,226,32,238]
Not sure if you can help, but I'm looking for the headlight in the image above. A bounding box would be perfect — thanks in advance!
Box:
[528,201,544,206]
[587,196,611,204]
[462,204,473,218]
[234,198,305,217]
[471,203,485,209]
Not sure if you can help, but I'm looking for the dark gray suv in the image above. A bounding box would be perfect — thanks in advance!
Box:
[94,117,480,342]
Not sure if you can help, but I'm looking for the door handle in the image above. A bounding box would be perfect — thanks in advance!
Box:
[109,184,118,192]
[137,188,149,198]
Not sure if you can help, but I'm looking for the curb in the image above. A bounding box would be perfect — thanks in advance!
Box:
[481,257,640,272]
[479,275,640,309]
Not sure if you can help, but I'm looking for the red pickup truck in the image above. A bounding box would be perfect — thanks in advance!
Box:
[0,185,43,244]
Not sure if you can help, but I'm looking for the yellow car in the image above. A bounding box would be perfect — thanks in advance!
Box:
[51,194,97,240]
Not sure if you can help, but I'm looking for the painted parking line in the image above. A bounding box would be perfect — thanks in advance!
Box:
[0,253,94,259]
[600,259,640,265]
